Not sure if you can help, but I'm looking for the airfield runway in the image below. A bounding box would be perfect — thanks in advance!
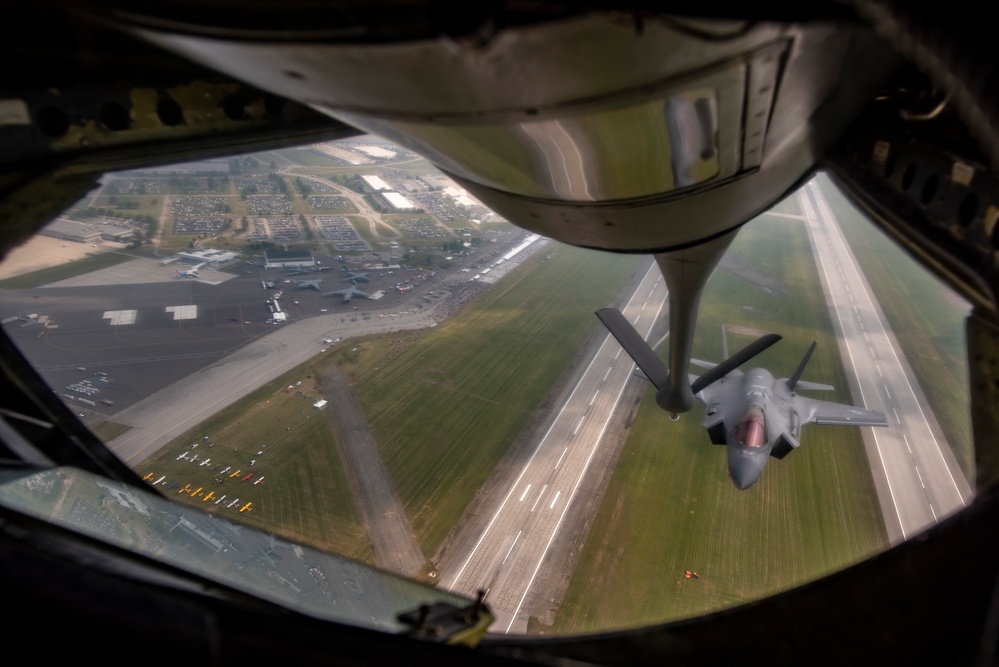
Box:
[321,365,426,577]
[798,179,973,542]
[440,262,667,634]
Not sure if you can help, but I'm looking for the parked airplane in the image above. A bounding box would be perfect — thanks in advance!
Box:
[324,282,370,303]
[284,267,314,276]
[142,472,154,481]
[253,476,265,485]
[214,494,226,505]
[241,473,253,482]
[229,469,241,478]
[174,262,205,278]
[342,271,369,283]
[290,279,324,291]
[239,502,253,513]
[203,491,215,502]
[597,308,888,489]
[178,484,191,494]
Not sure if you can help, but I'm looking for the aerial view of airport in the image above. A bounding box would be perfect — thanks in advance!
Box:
[0,137,975,635]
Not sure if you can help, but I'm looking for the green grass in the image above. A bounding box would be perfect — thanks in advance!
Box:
[139,364,371,563]
[273,149,344,167]
[351,246,643,557]
[549,212,889,634]
[0,251,136,288]
[814,173,974,484]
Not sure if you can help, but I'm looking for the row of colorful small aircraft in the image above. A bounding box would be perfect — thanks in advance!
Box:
[142,471,261,512]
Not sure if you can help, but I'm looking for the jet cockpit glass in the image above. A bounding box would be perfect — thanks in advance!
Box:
[732,405,767,448]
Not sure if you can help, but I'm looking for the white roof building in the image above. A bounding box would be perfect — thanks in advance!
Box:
[361,174,391,191]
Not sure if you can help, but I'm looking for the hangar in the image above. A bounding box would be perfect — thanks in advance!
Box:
[263,249,316,269]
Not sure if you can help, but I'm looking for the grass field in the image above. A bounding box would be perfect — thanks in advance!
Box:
[549,211,889,634]
[274,149,345,168]
[351,245,643,557]
[139,364,372,563]
[93,196,169,220]
[0,251,136,289]
[814,174,974,484]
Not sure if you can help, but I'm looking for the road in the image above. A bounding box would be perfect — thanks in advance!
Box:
[797,179,972,543]
[441,261,667,633]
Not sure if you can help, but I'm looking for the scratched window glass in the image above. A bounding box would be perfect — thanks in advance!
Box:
[0,138,972,634]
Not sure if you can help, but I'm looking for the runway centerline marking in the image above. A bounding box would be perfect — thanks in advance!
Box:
[554,447,568,470]
[518,485,531,502]
[549,491,561,509]
[573,417,585,435]
[502,531,522,565]
[530,485,548,512]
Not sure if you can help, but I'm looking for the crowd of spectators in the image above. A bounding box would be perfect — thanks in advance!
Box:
[432,280,490,321]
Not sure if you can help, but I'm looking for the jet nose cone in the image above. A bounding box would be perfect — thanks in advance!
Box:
[729,449,766,489]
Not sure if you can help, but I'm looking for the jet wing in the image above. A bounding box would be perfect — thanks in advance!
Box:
[793,380,835,391]
[794,396,888,427]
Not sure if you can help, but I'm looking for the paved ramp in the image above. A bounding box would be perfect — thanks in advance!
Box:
[320,365,426,577]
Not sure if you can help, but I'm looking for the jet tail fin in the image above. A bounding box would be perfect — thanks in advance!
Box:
[786,341,817,392]
[690,358,717,371]
[690,333,782,394]
[596,308,668,389]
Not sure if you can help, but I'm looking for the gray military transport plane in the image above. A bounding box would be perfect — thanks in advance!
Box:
[596,308,888,489]
[290,279,324,291]
[324,281,370,303]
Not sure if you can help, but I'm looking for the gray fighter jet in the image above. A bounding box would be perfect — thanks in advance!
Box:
[290,279,324,291]
[597,308,888,489]
[324,282,370,303]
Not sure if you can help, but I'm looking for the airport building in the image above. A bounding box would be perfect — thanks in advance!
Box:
[381,191,417,211]
[40,217,135,243]
[263,249,316,268]
[360,174,391,191]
